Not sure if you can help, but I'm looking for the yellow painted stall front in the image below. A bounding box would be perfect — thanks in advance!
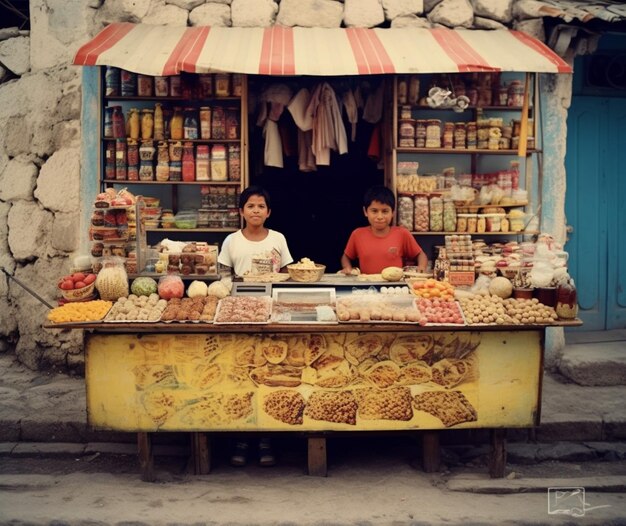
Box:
[86,329,542,432]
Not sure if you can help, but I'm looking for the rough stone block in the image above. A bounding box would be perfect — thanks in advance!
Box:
[558,343,626,386]
[277,0,343,28]
[506,443,539,464]
[143,4,189,25]
[7,201,52,261]
[427,0,473,28]
[0,155,38,201]
[51,212,79,253]
[20,419,87,443]
[3,115,33,157]
[0,418,21,441]
[382,0,424,20]
[84,442,138,455]
[471,0,512,23]
[536,417,603,442]
[0,442,17,454]
[390,14,431,27]
[34,147,80,213]
[231,0,278,27]
[0,36,30,76]
[344,0,385,27]
[189,3,232,26]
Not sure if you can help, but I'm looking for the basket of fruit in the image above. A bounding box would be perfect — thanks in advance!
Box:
[58,272,97,301]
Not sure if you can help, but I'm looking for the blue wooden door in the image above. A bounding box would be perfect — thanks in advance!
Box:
[565,97,626,330]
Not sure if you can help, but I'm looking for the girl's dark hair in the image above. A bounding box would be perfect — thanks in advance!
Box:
[239,185,272,210]
[363,185,395,210]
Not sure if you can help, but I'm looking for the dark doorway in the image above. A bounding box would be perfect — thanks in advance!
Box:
[248,77,384,272]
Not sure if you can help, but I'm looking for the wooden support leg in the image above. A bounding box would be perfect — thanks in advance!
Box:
[489,428,507,479]
[189,432,211,475]
[422,431,440,473]
[137,432,155,482]
[307,436,327,477]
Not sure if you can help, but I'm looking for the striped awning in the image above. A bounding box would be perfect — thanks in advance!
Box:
[73,23,572,76]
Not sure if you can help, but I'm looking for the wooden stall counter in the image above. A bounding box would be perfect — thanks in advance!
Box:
[45,320,582,481]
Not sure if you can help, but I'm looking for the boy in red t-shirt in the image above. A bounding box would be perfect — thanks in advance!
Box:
[341,186,428,275]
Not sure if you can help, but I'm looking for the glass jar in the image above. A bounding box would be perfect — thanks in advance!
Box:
[127,108,140,140]
[105,141,115,180]
[397,77,408,104]
[112,106,125,139]
[154,103,164,141]
[443,198,457,232]
[556,280,578,319]
[210,144,227,181]
[232,74,243,97]
[225,107,240,139]
[196,145,210,181]
[398,119,415,147]
[182,142,195,182]
[170,107,184,140]
[155,142,170,182]
[199,106,212,139]
[429,195,443,232]
[115,139,127,180]
[141,109,154,140]
[228,144,241,181]
[169,75,181,97]
[413,194,429,232]
[183,107,198,140]
[215,73,230,96]
[105,66,120,96]
[139,159,154,181]
[169,140,183,162]
[397,195,414,231]
[454,122,466,149]
[137,74,153,97]
[155,76,169,97]
[211,106,226,140]
[443,122,454,149]
[425,119,441,148]
[120,70,136,97]
[198,74,213,97]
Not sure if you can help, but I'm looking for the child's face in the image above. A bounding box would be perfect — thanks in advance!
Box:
[240,194,270,226]
[364,200,394,232]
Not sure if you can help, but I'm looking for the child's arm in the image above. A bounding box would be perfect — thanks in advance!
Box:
[340,253,354,275]
[416,251,428,272]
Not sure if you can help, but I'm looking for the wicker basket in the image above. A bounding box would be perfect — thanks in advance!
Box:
[60,282,96,301]
[287,264,326,282]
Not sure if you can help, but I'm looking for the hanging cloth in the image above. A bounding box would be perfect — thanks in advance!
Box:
[257,83,293,168]
[342,89,358,142]
[362,81,384,124]
[287,88,317,172]
[306,82,348,166]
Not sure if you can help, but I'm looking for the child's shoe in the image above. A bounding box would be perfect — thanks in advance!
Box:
[230,440,249,467]
[258,438,276,467]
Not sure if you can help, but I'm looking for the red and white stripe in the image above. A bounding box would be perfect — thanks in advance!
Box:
[73,23,572,76]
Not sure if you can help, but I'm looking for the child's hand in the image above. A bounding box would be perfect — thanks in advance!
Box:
[340,266,354,276]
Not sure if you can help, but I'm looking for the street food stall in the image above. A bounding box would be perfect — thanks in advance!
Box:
[45,24,579,481]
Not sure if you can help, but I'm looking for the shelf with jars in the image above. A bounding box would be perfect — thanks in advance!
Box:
[389,72,540,238]
[100,68,248,236]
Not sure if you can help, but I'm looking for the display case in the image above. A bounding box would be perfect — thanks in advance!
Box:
[100,69,249,240]
[387,73,540,238]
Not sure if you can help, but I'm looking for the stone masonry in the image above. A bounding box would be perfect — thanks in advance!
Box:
[0,0,575,372]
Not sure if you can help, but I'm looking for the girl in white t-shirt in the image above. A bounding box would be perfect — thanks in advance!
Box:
[217,186,293,466]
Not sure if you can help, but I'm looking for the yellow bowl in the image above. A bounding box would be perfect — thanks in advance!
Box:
[287,264,326,282]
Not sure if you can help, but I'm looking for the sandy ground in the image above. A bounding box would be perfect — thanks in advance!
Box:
[2,437,626,526]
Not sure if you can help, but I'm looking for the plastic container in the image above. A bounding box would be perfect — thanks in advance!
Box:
[484,213,506,232]
[174,210,198,229]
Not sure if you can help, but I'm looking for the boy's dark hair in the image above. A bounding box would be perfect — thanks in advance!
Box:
[363,185,395,210]
[239,185,272,210]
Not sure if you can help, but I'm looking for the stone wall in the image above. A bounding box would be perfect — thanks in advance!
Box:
[0,0,571,372]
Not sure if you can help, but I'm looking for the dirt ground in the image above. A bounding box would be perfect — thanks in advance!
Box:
[2,436,626,526]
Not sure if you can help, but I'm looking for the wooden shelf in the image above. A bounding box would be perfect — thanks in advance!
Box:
[103,180,241,186]
[104,96,241,102]
[396,148,539,155]
[101,138,241,143]
[410,231,538,236]
[399,105,527,111]
[146,228,238,233]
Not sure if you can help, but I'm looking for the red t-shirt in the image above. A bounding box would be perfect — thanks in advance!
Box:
[343,226,423,274]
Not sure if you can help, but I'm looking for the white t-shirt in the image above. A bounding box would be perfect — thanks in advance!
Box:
[218,229,293,276]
